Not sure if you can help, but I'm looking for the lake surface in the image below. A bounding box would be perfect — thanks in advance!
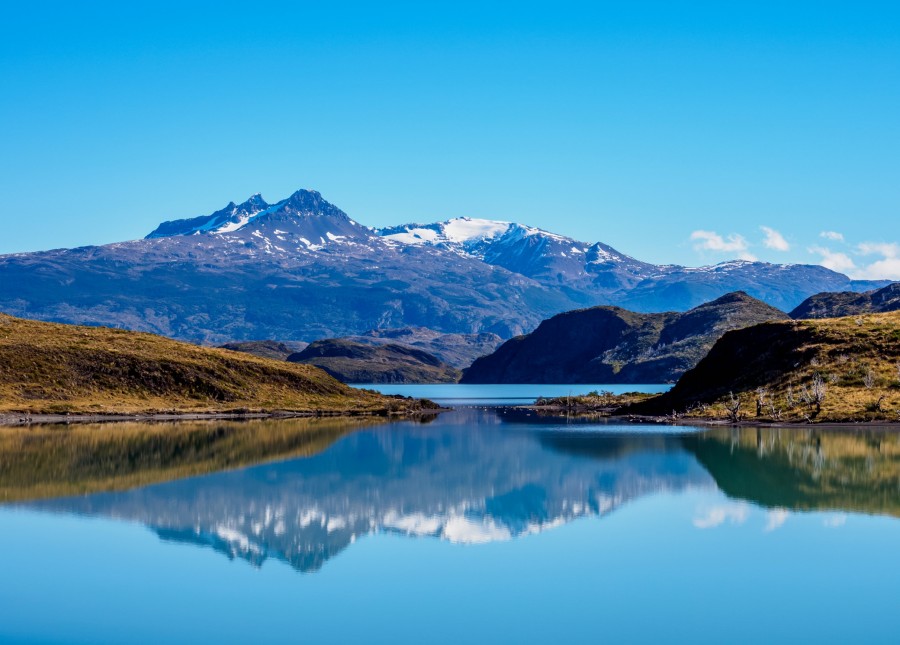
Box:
[351,382,671,406]
[0,396,898,643]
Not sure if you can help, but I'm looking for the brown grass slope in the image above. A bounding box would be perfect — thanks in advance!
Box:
[0,314,428,415]
[627,311,900,423]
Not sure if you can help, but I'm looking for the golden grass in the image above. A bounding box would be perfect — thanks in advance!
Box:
[682,311,900,423]
[0,314,429,415]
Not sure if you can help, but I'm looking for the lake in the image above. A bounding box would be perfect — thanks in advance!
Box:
[0,386,898,644]
[351,382,671,406]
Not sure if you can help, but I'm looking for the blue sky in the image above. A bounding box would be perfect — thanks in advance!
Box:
[1,1,898,276]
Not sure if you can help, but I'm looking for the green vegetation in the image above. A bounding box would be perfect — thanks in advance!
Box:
[0,314,432,416]
[535,390,657,411]
[0,417,381,502]
[628,311,900,423]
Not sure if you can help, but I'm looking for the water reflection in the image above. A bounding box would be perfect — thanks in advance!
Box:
[6,410,900,573]
[683,426,900,516]
[0,417,383,502]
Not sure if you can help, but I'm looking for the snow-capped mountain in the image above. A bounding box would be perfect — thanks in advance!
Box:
[0,188,887,343]
[148,189,376,251]
[380,217,657,291]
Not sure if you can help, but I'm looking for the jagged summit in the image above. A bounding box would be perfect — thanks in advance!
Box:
[147,193,270,238]
[145,189,372,249]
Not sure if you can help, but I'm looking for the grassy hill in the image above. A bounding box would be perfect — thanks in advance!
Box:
[288,339,461,383]
[462,292,787,384]
[627,310,900,423]
[0,314,430,416]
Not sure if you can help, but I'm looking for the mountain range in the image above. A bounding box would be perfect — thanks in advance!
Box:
[0,188,887,344]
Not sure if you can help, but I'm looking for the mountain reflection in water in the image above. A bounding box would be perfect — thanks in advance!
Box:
[9,409,900,573]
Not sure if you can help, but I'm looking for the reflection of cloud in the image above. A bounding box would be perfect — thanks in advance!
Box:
[823,514,847,528]
[764,508,789,532]
[693,503,749,529]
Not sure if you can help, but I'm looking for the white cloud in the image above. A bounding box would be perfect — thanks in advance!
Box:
[690,230,756,261]
[854,242,900,280]
[691,230,750,253]
[858,241,900,258]
[820,231,845,242]
[761,226,790,251]
[693,503,750,529]
[764,508,789,532]
[808,245,857,274]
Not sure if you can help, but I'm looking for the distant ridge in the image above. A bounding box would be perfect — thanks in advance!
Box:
[791,283,900,319]
[462,292,788,384]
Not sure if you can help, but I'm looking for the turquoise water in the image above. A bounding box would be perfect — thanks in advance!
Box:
[0,406,898,644]
[352,382,670,405]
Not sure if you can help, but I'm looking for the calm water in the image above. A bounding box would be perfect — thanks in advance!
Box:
[352,382,670,406]
[0,394,898,643]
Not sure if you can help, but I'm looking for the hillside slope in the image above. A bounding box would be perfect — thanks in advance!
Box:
[627,311,900,422]
[288,339,460,383]
[217,340,309,361]
[0,314,427,415]
[462,292,787,384]
[791,283,900,319]
[339,327,503,369]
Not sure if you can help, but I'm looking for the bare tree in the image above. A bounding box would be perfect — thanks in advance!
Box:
[811,371,827,416]
[786,384,795,408]
[725,391,741,423]
[755,387,769,418]
[799,384,812,409]
[863,367,876,389]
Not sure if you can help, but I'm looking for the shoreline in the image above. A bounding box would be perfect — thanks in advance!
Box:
[0,407,447,427]
[524,404,900,429]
